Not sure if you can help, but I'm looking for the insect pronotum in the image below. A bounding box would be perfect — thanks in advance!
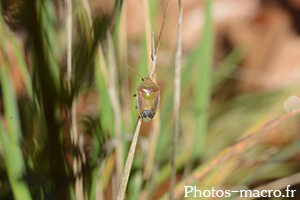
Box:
[126,62,164,122]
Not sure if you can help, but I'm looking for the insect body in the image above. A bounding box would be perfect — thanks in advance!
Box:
[136,77,160,122]
[126,63,163,122]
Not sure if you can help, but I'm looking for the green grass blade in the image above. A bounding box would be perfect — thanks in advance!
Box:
[0,121,32,200]
[192,0,215,160]
[0,64,32,200]
[0,64,22,142]
[95,54,114,135]
[40,1,61,93]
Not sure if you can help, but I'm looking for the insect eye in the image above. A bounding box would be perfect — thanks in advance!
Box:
[141,78,144,81]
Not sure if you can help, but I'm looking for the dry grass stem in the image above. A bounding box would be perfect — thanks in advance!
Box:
[151,31,155,60]
[66,0,72,88]
[65,0,83,199]
[155,0,171,56]
[143,110,161,182]
[117,118,142,200]
[143,31,162,182]
[169,0,183,199]
[149,32,157,77]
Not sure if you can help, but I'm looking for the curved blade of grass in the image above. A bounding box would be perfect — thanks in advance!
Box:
[192,0,214,160]
[0,64,22,142]
[38,1,61,93]
[117,118,142,200]
[0,64,32,200]
[112,0,124,43]
[0,121,32,200]
[95,46,114,136]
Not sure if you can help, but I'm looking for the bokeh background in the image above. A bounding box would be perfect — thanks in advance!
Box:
[1,0,300,199]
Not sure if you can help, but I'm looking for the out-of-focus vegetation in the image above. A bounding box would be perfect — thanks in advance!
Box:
[0,0,300,199]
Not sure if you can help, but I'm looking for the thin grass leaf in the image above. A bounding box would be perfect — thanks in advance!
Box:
[128,172,142,199]
[0,9,5,47]
[192,0,214,160]
[88,168,98,200]
[112,0,123,43]
[95,50,114,135]
[38,1,61,92]
[0,64,22,142]
[0,120,32,200]
[0,64,32,200]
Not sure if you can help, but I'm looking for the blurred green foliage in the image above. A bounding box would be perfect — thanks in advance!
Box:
[0,0,300,199]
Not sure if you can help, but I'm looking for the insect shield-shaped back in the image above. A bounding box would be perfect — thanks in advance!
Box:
[126,63,163,122]
[136,77,160,122]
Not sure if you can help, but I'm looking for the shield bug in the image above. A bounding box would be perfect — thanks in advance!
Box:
[126,63,163,122]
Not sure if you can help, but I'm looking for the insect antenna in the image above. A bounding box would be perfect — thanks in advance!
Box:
[150,61,165,79]
[126,65,144,79]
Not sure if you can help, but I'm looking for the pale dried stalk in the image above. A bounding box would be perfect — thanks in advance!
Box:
[66,0,72,88]
[117,118,142,200]
[143,111,161,182]
[143,32,159,181]
[155,0,171,56]
[65,0,83,199]
[169,0,182,199]
[149,32,157,77]
[72,100,83,200]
